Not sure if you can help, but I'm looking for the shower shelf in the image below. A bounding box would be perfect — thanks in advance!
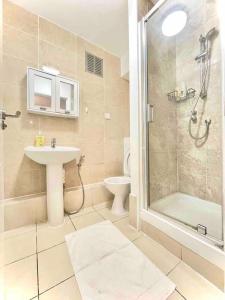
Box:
[167,88,196,102]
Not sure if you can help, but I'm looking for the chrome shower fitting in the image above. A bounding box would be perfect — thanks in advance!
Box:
[188,27,217,141]
[195,27,217,99]
[51,138,56,148]
[195,28,216,62]
[190,110,197,123]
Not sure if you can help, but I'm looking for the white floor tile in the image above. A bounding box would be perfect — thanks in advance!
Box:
[39,277,82,300]
[0,230,36,265]
[38,243,74,293]
[73,206,95,216]
[37,217,75,252]
[71,211,104,229]
[97,207,128,222]
[0,255,38,300]
[168,291,184,299]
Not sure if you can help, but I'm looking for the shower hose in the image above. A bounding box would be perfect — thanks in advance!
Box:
[64,155,85,215]
[189,58,211,140]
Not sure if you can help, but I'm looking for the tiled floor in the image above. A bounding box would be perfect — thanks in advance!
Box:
[0,207,225,300]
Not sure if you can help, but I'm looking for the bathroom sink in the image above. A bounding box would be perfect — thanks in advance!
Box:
[24,146,80,165]
[24,145,80,226]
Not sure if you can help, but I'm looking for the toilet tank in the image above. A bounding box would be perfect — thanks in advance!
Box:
[123,137,130,176]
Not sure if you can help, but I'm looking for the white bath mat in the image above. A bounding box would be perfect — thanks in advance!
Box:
[66,220,175,300]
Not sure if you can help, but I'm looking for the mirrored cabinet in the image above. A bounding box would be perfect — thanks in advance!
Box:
[27,68,79,118]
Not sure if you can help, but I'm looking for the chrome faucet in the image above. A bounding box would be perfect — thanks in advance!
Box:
[51,138,56,148]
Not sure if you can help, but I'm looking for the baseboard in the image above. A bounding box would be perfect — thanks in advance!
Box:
[3,182,113,231]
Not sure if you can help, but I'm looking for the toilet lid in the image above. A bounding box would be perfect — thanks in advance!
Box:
[123,151,130,176]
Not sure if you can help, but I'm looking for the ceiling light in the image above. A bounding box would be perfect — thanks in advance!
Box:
[162,10,187,37]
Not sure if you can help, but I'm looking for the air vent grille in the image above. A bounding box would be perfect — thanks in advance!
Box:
[85,52,103,77]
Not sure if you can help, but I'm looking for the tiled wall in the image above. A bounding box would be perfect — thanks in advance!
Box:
[176,0,222,204]
[1,0,130,199]
[0,0,4,233]
[148,0,222,204]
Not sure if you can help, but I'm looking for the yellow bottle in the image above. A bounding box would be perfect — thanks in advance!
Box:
[35,134,45,147]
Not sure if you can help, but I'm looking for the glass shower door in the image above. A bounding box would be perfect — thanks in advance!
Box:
[145,0,223,243]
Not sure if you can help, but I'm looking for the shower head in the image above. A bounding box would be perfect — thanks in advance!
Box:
[206,27,216,40]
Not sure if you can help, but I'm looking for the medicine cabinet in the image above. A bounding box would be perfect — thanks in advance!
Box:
[27,68,79,118]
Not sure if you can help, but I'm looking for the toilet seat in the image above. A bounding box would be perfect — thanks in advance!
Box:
[104,176,130,185]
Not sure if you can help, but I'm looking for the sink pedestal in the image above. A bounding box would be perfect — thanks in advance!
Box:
[47,164,64,226]
[24,146,80,226]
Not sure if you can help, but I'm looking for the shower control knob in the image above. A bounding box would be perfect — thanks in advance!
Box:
[1,120,7,130]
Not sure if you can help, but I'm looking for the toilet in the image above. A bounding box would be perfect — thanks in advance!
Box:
[104,138,130,215]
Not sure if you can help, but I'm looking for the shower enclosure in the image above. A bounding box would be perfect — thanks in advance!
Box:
[140,0,224,248]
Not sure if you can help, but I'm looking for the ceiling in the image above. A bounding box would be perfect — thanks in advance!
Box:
[10,0,129,58]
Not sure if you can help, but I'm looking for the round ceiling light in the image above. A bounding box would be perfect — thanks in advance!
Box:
[162,10,187,37]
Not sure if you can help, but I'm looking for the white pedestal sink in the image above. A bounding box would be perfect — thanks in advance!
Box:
[24,146,80,226]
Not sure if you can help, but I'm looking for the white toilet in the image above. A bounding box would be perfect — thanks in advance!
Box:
[104,138,130,215]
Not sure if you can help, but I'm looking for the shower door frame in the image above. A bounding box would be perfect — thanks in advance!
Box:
[138,0,225,263]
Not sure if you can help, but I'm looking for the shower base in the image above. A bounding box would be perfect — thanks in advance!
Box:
[150,192,222,241]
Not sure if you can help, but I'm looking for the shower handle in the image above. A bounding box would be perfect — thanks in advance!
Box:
[147,104,154,123]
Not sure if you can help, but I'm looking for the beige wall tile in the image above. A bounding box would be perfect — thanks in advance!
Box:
[64,186,92,211]
[182,246,225,291]
[39,40,76,77]
[3,24,37,63]
[3,0,38,36]
[0,81,3,206]
[1,0,130,208]
[39,17,77,52]
[91,184,113,206]
[2,54,36,85]
[104,140,123,163]
[81,78,104,106]
[4,195,47,230]
[104,161,123,178]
